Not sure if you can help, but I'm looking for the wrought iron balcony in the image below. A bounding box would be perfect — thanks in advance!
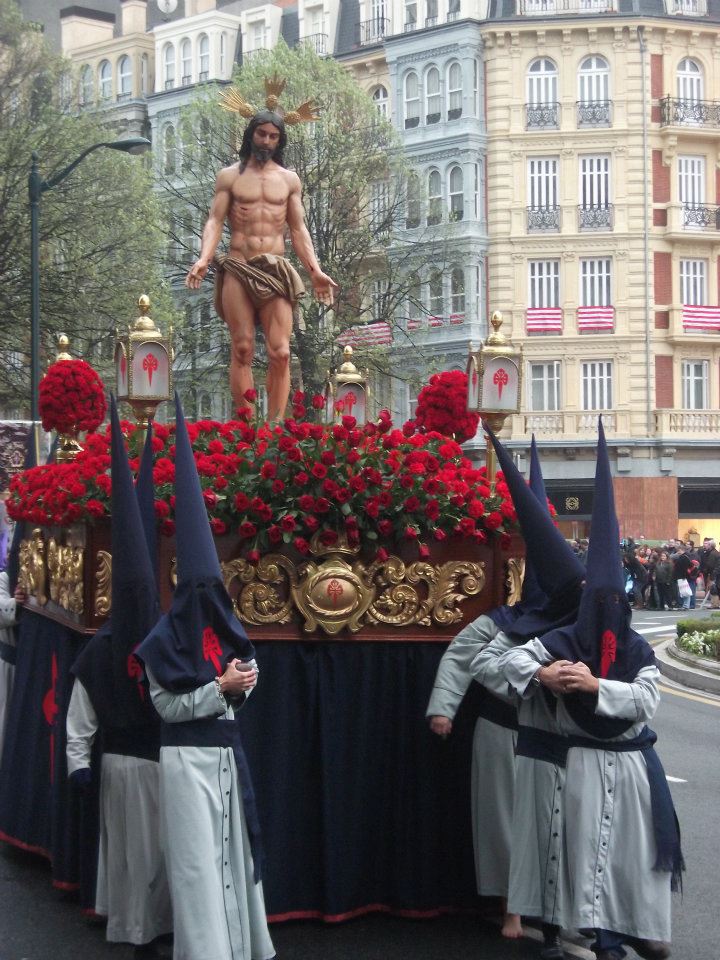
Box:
[578,204,614,230]
[357,17,389,44]
[300,33,328,55]
[660,96,720,127]
[447,10,461,20]
[425,15,439,25]
[671,0,707,14]
[577,100,612,127]
[520,0,615,12]
[199,71,209,82]
[527,205,561,232]
[403,20,417,31]
[682,204,720,229]
[164,79,174,90]
[526,102,560,129]
[181,75,191,85]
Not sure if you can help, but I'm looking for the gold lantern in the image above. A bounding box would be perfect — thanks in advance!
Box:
[115,294,172,427]
[325,346,369,423]
[466,311,523,487]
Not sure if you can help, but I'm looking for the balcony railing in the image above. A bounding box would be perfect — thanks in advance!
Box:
[116,91,131,102]
[526,102,560,129]
[527,205,561,231]
[520,0,615,12]
[447,10,461,20]
[425,15,439,25]
[199,70,209,82]
[655,410,720,437]
[181,74,191,85]
[357,17,389,44]
[577,100,612,126]
[164,79,174,90]
[671,0,708,14]
[682,204,720,229]
[660,96,720,127]
[515,411,622,436]
[403,20,417,31]
[578,204,614,230]
[300,33,328,55]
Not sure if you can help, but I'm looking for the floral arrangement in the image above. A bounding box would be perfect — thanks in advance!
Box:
[7,391,517,561]
[39,359,107,435]
[413,370,480,444]
[676,630,720,660]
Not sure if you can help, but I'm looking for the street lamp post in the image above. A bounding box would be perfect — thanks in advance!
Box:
[28,137,151,421]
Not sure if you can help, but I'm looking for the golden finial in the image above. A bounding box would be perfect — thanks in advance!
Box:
[486,310,506,347]
[133,294,159,334]
[56,334,72,361]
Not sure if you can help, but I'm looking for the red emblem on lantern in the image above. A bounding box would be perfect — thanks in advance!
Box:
[600,630,617,678]
[142,352,158,387]
[326,579,343,608]
[493,367,509,400]
[343,391,357,415]
[202,627,223,675]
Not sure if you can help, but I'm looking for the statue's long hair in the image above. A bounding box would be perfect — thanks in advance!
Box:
[238,112,287,172]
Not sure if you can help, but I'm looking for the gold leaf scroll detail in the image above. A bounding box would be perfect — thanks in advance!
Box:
[505,558,525,607]
[222,555,296,625]
[19,529,47,605]
[46,537,84,614]
[364,559,485,628]
[95,550,112,617]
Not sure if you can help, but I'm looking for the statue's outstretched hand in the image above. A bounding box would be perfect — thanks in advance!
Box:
[186,259,209,290]
[312,271,339,307]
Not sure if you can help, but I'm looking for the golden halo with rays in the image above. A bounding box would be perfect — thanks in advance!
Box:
[219,75,320,126]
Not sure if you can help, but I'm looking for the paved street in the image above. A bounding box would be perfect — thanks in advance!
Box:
[1,607,718,960]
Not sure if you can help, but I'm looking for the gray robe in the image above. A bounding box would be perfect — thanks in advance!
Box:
[473,633,567,925]
[0,571,17,769]
[146,666,275,960]
[498,640,671,942]
[426,615,517,898]
[66,680,173,945]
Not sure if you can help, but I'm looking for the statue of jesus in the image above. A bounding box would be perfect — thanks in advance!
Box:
[185,80,337,421]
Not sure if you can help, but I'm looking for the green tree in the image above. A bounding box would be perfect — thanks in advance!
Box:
[160,40,450,399]
[0,0,175,418]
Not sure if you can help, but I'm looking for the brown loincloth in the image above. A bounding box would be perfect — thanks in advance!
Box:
[213,253,306,329]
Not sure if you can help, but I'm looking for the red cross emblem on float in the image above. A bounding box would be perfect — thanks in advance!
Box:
[202,627,223,675]
[143,352,158,387]
[493,368,509,401]
[326,579,343,608]
[600,630,617,678]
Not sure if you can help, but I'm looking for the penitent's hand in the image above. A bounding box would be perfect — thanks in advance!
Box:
[429,716,453,738]
[311,271,339,307]
[218,659,258,697]
[558,661,600,694]
[185,259,210,290]
[536,660,573,694]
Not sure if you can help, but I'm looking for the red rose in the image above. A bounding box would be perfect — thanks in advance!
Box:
[268,524,283,544]
[210,518,227,535]
[247,549,261,565]
[294,537,310,554]
[280,515,296,532]
[315,497,331,514]
[234,492,250,511]
[433,528,447,541]
[377,519,393,537]
[261,462,277,479]
[243,388,258,402]
[203,489,217,509]
[376,547,389,562]
[293,471,310,487]
[311,463,327,480]
[485,512,503,530]
[154,499,170,518]
[311,394,325,410]
[298,494,315,512]
[239,521,257,539]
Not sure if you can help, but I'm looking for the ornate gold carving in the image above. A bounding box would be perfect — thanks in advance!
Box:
[222,556,296,625]
[19,529,47,605]
[95,550,112,617]
[46,537,84,614]
[505,558,525,606]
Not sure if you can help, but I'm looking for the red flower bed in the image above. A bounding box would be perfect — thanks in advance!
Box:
[413,370,480,444]
[8,393,517,559]
[39,359,107,435]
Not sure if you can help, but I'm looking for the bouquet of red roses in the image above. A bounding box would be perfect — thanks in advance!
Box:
[413,370,480,444]
[39,359,107,435]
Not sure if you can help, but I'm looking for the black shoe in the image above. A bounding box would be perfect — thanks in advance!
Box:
[625,938,671,959]
[594,952,625,960]
[540,923,565,960]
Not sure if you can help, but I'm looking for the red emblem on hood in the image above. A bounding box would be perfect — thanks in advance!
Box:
[600,630,617,678]
[202,627,223,675]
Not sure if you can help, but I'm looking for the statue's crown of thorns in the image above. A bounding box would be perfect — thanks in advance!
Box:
[219,75,320,125]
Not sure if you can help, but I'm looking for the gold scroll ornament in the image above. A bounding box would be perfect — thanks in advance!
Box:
[18,529,48,606]
[46,537,84,614]
[505,557,526,607]
[94,550,112,617]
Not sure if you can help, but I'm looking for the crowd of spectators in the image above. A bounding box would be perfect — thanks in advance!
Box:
[569,535,720,612]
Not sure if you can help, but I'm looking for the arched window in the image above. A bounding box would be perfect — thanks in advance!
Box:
[404,71,420,128]
[163,43,175,88]
[117,55,132,99]
[677,57,703,105]
[180,117,194,173]
[448,165,464,220]
[578,55,609,104]
[425,66,441,124]
[428,269,443,318]
[198,34,210,80]
[450,267,465,315]
[447,61,463,120]
[141,54,149,94]
[527,57,557,106]
[98,60,111,100]
[220,33,227,75]
[372,85,389,118]
[180,39,192,84]
[406,172,421,229]
[79,65,93,107]
[428,169,442,225]
[163,123,177,176]
[198,392,213,418]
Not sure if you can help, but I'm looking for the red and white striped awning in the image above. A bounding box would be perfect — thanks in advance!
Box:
[526,308,563,333]
[682,305,720,332]
[336,322,393,347]
[577,306,615,332]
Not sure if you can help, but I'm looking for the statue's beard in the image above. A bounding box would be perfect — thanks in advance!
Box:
[251,144,273,165]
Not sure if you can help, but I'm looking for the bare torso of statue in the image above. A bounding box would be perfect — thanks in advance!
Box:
[185,118,337,422]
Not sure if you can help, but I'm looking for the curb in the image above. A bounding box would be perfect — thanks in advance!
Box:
[655,638,720,696]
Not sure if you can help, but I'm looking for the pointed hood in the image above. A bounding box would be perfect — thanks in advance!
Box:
[541,419,655,735]
[137,393,254,692]
[71,396,161,736]
[485,425,584,639]
[136,421,158,588]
